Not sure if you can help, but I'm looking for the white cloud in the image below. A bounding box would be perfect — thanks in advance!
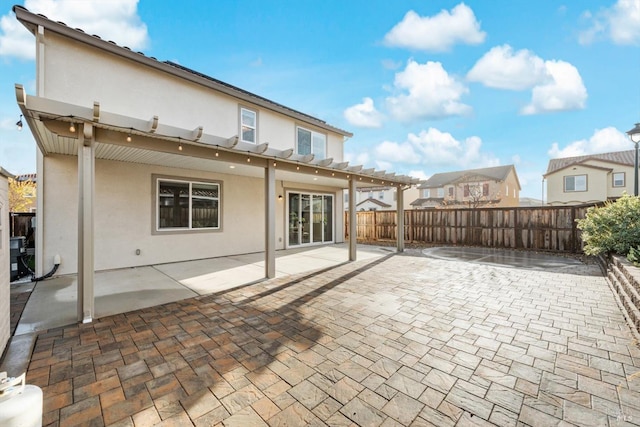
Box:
[467,45,548,90]
[383,3,486,52]
[548,126,632,158]
[374,127,499,169]
[386,60,471,122]
[0,0,149,60]
[521,60,587,115]
[409,170,430,181]
[579,0,640,45]
[344,151,370,167]
[343,97,384,128]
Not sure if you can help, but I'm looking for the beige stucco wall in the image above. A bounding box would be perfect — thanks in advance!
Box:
[41,33,344,161]
[43,155,344,275]
[546,165,610,205]
[0,173,9,356]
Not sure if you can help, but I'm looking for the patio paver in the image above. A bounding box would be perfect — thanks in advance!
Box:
[24,251,640,426]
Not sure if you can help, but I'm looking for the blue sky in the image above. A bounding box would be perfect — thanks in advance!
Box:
[0,0,639,199]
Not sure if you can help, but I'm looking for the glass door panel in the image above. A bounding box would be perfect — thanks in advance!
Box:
[288,193,299,246]
[312,195,323,243]
[301,194,311,244]
[323,195,333,242]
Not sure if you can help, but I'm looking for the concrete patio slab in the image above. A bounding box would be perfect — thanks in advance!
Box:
[14,244,390,336]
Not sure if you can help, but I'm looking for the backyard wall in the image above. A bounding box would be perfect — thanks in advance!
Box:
[347,204,598,253]
[0,169,11,357]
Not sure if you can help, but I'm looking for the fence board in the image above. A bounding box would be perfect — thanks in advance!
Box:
[347,204,598,253]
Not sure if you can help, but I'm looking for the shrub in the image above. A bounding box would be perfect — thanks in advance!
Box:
[576,194,640,256]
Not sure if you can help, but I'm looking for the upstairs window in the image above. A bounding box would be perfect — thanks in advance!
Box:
[437,188,444,197]
[423,189,430,198]
[297,127,326,159]
[448,187,454,197]
[379,191,384,200]
[613,172,625,187]
[483,183,489,196]
[564,175,587,192]
[240,108,257,143]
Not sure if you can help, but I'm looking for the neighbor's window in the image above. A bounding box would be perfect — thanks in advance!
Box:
[448,187,454,197]
[157,179,219,230]
[379,191,384,200]
[297,127,326,159]
[423,189,430,198]
[240,108,256,143]
[483,183,489,196]
[437,188,444,197]
[564,175,587,192]
[613,172,625,187]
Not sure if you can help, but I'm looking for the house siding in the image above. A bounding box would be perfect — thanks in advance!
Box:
[42,155,344,275]
[42,32,345,160]
[546,164,611,205]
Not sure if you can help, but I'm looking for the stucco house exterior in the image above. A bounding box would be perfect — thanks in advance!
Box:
[544,150,635,206]
[13,6,418,323]
[411,165,520,209]
[345,186,419,211]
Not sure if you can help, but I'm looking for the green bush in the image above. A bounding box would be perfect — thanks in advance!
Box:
[576,194,640,256]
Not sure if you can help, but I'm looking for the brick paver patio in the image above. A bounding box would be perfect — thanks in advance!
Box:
[25,252,640,426]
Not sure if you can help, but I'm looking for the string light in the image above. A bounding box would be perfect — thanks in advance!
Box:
[69,122,76,133]
[215,145,219,157]
[178,138,183,151]
[126,133,132,143]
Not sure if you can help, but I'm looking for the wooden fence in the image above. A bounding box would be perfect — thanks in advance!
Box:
[345,204,598,253]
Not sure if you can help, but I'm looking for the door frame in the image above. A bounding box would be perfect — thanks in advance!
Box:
[285,190,335,248]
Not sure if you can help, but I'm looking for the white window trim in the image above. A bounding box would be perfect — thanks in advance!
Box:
[240,107,257,144]
[613,172,625,187]
[296,126,326,159]
[153,175,222,234]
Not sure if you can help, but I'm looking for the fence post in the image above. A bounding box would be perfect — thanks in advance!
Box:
[373,210,377,241]
[514,208,520,249]
[571,206,576,253]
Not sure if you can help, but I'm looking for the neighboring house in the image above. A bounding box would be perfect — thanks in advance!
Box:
[411,165,521,209]
[544,150,635,206]
[344,186,420,211]
[13,6,419,322]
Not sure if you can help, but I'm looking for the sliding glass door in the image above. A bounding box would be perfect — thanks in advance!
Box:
[288,192,334,247]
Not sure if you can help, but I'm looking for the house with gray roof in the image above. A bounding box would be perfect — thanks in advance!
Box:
[544,150,635,206]
[411,165,520,209]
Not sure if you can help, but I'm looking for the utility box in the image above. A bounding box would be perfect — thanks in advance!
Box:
[10,236,26,282]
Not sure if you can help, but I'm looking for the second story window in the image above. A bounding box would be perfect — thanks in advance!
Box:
[564,174,587,192]
[241,108,256,144]
[379,191,384,200]
[613,172,625,187]
[297,127,326,159]
[437,188,444,197]
[483,183,489,196]
[448,187,453,197]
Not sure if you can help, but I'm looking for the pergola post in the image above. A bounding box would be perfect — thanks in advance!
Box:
[77,123,95,323]
[397,186,405,253]
[349,176,357,261]
[265,163,276,278]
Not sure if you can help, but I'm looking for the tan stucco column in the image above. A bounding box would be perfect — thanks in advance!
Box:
[77,123,95,323]
[397,187,405,253]
[265,164,276,278]
[348,176,357,261]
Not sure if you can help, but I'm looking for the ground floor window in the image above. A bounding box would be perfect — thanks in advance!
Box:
[156,178,220,231]
[288,192,333,246]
